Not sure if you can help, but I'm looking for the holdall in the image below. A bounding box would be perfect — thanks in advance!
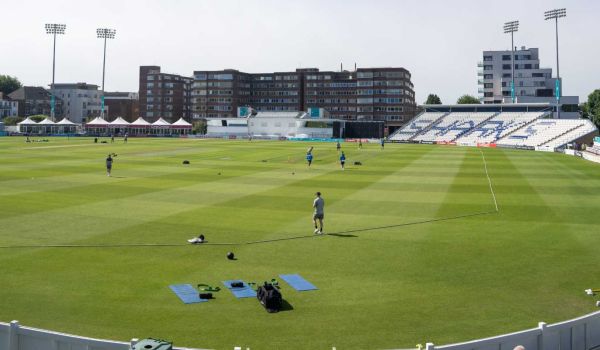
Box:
[199,292,213,299]
[257,283,282,313]
[131,338,172,350]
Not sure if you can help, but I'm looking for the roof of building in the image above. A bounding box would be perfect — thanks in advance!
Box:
[52,83,99,90]
[251,111,308,119]
[152,118,171,127]
[130,117,151,127]
[171,117,192,128]
[104,92,138,99]
[38,118,56,125]
[56,118,78,125]
[110,117,130,126]
[17,117,38,125]
[8,86,51,101]
[86,117,110,126]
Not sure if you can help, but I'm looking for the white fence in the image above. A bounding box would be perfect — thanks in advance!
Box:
[3,311,600,350]
[422,311,600,350]
[0,321,208,350]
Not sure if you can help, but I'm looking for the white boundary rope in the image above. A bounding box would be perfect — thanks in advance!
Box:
[479,149,499,212]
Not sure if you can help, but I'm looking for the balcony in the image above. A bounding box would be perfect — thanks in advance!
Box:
[477,61,484,67]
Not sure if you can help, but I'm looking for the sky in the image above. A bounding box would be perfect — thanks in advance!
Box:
[1,0,599,103]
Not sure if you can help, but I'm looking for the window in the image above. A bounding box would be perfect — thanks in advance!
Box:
[484,92,493,97]
[503,73,511,78]
[502,55,511,61]
[484,83,493,88]
[502,64,511,70]
[357,72,373,79]
[483,65,493,71]
[524,64,532,69]
[484,74,493,79]
[501,82,507,87]
[483,55,493,61]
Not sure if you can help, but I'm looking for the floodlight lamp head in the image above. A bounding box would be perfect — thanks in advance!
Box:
[45,23,66,34]
[545,8,567,20]
[97,28,116,39]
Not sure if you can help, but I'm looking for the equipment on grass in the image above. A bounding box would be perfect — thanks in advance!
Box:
[354,161,362,165]
[131,338,172,350]
[182,160,190,164]
[199,292,213,299]
[227,251,235,260]
[279,274,318,291]
[187,234,205,244]
[585,288,600,295]
[257,282,282,313]
[197,284,220,292]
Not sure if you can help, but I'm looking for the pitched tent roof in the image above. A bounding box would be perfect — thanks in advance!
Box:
[56,118,78,125]
[129,117,151,128]
[17,117,38,125]
[152,118,171,128]
[171,117,192,128]
[38,118,56,125]
[86,117,110,126]
[110,117,130,126]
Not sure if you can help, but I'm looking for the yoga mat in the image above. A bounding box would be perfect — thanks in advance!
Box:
[169,284,208,304]
[222,280,257,298]
[279,274,318,291]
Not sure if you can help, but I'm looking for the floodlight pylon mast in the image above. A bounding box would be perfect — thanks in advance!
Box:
[503,21,519,104]
[545,8,566,119]
[97,28,116,119]
[45,24,66,121]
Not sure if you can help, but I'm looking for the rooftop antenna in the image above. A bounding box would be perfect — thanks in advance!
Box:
[354,63,357,71]
[340,62,343,72]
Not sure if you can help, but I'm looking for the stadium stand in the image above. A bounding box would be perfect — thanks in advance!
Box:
[412,112,495,142]
[455,112,545,145]
[497,119,597,148]
[388,112,445,141]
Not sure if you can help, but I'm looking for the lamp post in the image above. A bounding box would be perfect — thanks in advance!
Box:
[544,8,566,119]
[97,28,116,119]
[45,23,66,121]
[503,20,519,104]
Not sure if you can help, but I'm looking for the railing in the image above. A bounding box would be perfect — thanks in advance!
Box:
[4,310,600,350]
[0,321,208,350]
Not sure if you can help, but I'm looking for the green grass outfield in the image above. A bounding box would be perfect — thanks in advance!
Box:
[1,136,600,350]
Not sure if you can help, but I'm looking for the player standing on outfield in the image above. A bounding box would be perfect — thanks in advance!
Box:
[336,141,341,152]
[106,154,114,177]
[339,151,346,170]
[358,140,362,149]
[124,133,128,143]
[380,138,385,149]
[306,151,313,167]
[313,192,324,234]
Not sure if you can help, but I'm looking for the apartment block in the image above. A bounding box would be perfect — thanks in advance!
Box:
[139,66,192,123]
[140,66,416,130]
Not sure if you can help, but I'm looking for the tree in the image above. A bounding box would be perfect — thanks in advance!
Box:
[425,94,442,105]
[1,116,23,126]
[456,95,481,104]
[0,75,22,96]
[582,89,600,127]
[29,115,48,122]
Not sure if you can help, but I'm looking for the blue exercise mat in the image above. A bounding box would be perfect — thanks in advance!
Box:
[222,280,257,298]
[279,274,318,291]
[169,284,208,304]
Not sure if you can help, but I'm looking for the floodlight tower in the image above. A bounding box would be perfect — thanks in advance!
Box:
[97,28,116,119]
[545,8,566,119]
[45,23,66,121]
[503,21,519,104]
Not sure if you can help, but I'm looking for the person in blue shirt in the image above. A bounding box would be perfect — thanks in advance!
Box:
[306,151,313,167]
[380,138,385,150]
[339,151,346,170]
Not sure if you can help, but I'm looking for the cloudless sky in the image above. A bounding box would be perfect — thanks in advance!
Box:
[1,0,598,103]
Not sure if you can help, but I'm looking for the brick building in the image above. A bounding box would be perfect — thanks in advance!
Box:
[139,66,192,123]
[140,66,415,131]
[104,92,139,122]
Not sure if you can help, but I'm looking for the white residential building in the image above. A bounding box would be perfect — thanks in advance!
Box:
[52,83,104,123]
[477,47,579,118]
